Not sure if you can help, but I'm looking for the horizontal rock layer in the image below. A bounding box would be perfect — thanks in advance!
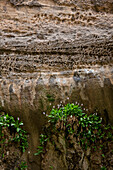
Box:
[0,0,113,169]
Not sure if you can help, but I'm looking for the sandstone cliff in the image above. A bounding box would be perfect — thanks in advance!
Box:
[0,0,113,169]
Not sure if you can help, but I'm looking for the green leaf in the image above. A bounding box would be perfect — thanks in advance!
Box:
[11,123,15,126]
[17,128,21,132]
[19,122,23,126]
[88,130,91,135]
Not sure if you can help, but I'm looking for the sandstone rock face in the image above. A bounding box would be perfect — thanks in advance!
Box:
[0,0,113,169]
[41,132,113,170]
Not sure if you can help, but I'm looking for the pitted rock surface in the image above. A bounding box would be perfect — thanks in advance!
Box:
[0,0,113,169]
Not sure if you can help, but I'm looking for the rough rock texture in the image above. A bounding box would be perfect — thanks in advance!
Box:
[41,132,113,170]
[0,0,113,169]
[40,114,113,170]
[0,123,27,170]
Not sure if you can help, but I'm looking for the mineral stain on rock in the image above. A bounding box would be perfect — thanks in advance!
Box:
[9,84,13,93]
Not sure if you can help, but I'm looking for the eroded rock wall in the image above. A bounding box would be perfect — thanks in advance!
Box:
[0,0,113,169]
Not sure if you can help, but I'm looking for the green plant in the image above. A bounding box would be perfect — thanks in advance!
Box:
[0,113,28,152]
[35,103,113,156]
[101,154,105,158]
[68,127,74,134]
[49,165,53,169]
[46,94,55,102]
[19,161,27,170]
[34,134,48,156]
[48,103,84,124]
[101,166,107,170]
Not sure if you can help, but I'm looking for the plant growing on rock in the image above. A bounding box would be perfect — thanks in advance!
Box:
[19,161,28,170]
[35,103,113,156]
[34,134,48,156]
[0,112,28,152]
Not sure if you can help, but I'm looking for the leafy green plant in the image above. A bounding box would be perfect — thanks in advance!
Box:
[19,161,27,170]
[48,103,84,124]
[101,154,105,158]
[101,166,107,170]
[0,113,28,152]
[46,94,55,102]
[35,103,113,156]
[34,134,48,156]
[49,165,54,169]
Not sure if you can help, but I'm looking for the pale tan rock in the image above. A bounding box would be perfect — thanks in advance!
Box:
[0,0,113,169]
[83,156,89,170]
